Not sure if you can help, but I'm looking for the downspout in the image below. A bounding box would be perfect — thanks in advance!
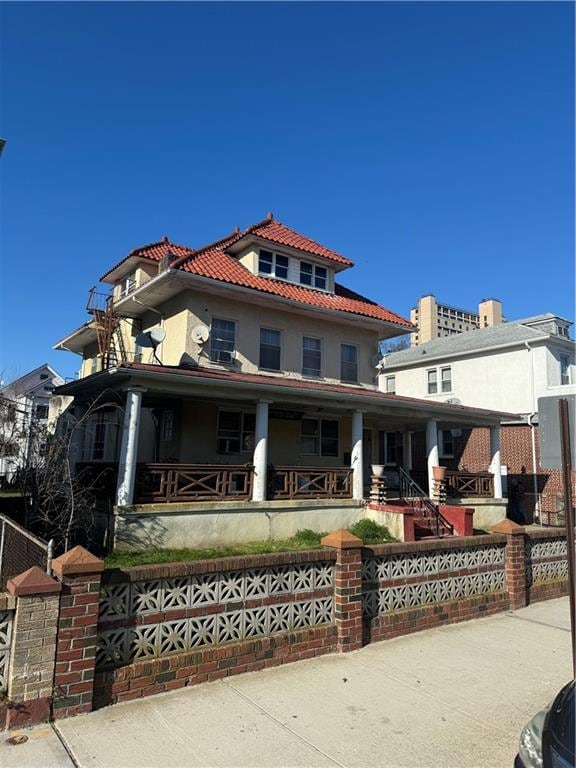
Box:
[524,342,541,523]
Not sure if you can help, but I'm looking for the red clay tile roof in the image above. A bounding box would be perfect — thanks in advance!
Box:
[102,217,412,329]
[242,217,352,266]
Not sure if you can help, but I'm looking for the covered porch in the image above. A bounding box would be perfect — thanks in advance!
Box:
[60,363,508,511]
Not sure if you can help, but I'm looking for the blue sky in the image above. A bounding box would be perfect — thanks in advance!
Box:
[0,1,573,381]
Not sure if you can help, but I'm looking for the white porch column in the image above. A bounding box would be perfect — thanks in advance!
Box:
[426,420,439,495]
[116,388,144,506]
[351,410,364,500]
[402,431,413,472]
[490,425,503,498]
[252,400,270,502]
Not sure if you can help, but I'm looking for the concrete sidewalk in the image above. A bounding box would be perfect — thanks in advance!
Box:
[2,597,571,768]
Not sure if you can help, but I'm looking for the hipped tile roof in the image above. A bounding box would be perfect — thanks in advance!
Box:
[103,216,412,329]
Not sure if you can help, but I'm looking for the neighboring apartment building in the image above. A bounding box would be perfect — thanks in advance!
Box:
[380,313,576,523]
[0,364,65,483]
[410,294,503,346]
[52,214,507,518]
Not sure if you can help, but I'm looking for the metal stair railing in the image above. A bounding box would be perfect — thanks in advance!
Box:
[398,466,453,537]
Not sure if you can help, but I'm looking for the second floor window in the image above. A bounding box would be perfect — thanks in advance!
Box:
[259,250,289,280]
[302,337,322,377]
[35,404,49,420]
[210,319,236,364]
[385,375,396,394]
[341,344,358,383]
[260,328,281,371]
[427,369,438,394]
[441,367,452,393]
[121,271,137,297]
[560,355,570,385]
[300,262,328,290]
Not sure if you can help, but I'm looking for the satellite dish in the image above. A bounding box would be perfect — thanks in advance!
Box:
[192,324,210,344]
[135,327,166,349]
[446,398,462,405]
[149,327,166,345]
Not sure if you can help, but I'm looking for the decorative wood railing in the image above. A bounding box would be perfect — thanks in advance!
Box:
[135,464,254,503]
[445,471,494,498]
[268,466,353,500]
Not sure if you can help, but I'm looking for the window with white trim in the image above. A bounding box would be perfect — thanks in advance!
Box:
[301,418,339,457]
[300,262,327,290]
[120,271,137,297]
[340,344,358,383]
[385,375,396,394]
[210,319,236,364]
[258,249,289,280]
[440,366,452,393]
[217,411,255,454]
[302,337,322,377]
[560,355,570,385]
[427,366,452,395]
[427,369,438,394]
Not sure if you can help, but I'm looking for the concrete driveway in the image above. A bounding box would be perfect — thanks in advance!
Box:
[2,597,571,768]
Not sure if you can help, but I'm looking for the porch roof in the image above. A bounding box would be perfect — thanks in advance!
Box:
[56,363,517,428]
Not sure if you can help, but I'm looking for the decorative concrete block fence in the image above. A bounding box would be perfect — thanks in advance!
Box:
[0,525,571,729]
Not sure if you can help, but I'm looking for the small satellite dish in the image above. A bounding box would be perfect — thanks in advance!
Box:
[192,324,210,344]
[446,398,462,405]
[149,327,166,345]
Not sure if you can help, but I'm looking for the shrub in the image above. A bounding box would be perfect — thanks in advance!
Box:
[348,518,395,544]
[292,529,326,546]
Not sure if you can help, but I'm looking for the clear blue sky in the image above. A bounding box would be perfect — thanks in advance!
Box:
[0,1,573,381]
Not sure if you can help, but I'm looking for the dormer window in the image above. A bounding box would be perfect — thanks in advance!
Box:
[300,262,327,290]
[121,271,137,297]
[258,250,289,280]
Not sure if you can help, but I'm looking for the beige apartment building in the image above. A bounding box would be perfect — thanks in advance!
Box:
[410,294,503,346]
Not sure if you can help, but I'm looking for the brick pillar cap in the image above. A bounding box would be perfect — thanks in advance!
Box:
[6,565,62,596]
[490,519,525,535]
[321,528,363,550]
[52,545,105,578]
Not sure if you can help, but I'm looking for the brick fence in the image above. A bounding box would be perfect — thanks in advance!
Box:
[0,525,571,729]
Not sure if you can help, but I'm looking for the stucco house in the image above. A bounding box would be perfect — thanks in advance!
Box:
[0,364,65,483]
[380,313,576,524]
[53,215,510,547]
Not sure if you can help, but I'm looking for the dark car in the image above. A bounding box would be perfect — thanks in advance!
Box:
[515,680,574,768]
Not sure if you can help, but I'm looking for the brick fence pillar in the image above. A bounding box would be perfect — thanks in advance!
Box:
[491,519,527,610]
[51,545,104,719]
[5,566,62,728]
[321,529,363,652]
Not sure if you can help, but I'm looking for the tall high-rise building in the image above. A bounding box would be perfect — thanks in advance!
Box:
[410,295,503,346]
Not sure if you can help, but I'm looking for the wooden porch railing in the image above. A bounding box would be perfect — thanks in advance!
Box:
[136,464,254,503]
[268,466,353,500]
[445,471,494,498]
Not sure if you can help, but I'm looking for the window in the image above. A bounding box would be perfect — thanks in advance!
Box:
[210,319,236,364]
[300,262,328,290]
[92,421,106,460]
[439,429,454,458]
[560,355,570,385]
[40,374,49,380]
[302,337,322,377]
[260,328,281,371]
[340,344,358,383]
[301,418,339,457]
[217,411,255,454]
[385,375,396,394]
[121,271,137,297]
[258,249,289,280]
[35,404,49,420]
[161,410,174,442]
[378,431,397,465]
[441,367,452,393]
[427,369,438,394]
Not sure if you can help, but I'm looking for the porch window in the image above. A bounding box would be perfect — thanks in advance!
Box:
[210,319,236,364]
[340,344,358,383]
[439,429,454,458]
[427,369,438,394]
[378,431,397,465]
[301,418,339,457]
[217,411,255,454]
[441,367,452,393]
[259,328,281,371]
[385,375,396,394]
[302,337,322,377]
[92,421,106,461]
